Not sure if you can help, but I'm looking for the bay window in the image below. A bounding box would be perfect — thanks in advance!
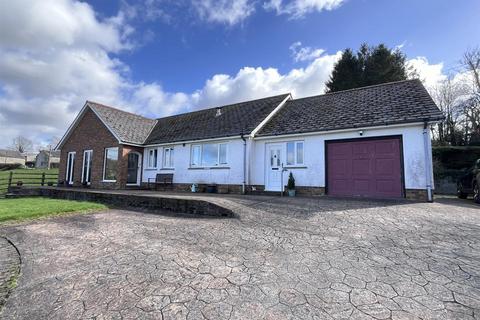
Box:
[163,147,174,168]
[191,143,228,167]
[103,147,118,181]
[286,141,304,166]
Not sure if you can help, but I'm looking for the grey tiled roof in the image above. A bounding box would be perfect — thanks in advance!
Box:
[88,102,157,145]
[144,94,290,145]
[257,80,444,137]
[0,149,23,159]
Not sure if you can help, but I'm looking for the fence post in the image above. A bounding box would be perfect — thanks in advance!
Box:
[41,172,46,186]
[8,171,13,190]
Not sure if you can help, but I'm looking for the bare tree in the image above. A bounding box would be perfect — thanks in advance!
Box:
[432,78,466,145]
[460,48,480,145]
[11,136,33,153]
[462,48,480,92]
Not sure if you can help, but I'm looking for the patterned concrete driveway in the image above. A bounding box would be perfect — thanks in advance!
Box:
[1,196,480,319]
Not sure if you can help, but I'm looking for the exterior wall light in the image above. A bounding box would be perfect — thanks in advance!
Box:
[359,130,364,136]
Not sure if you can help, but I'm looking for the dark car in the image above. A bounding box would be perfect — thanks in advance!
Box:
[457,159,480,204]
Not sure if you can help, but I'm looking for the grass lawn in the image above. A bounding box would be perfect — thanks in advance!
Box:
[0,168,59,196]
[0,197,107,223]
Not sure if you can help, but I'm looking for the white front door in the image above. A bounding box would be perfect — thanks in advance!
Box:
[266,144,283,191]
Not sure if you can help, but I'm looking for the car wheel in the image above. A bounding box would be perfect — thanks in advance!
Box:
[457,183,468,199]
[474,183,480,204]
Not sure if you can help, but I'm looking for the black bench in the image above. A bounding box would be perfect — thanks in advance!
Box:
[148,173,174,190]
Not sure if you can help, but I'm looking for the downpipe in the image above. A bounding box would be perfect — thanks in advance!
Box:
[423,122,433,202]
[241,133,246,194]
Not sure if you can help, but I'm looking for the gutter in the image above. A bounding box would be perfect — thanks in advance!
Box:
[423,122,433,202]
[254,119,444,141]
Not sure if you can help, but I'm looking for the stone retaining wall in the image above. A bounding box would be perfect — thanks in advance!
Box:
[7,187,234,218]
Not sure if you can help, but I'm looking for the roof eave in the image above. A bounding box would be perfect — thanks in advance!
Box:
[256,117,444,139]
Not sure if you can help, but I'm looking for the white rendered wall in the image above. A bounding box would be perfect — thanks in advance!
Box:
[251,124,431,190]
[142,138,245,185]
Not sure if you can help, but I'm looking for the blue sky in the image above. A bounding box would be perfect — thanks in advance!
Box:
[85,0,479,92]
[0,0,478,148]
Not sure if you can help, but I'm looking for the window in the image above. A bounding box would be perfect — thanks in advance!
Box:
[191,145,201,166]
[146,148,158,169]
[286,141,304,166]
[190,143,228,167]
[163,147,174,168]
[66,152,75,185]
[82,150,93,185]
[103,147,118,181]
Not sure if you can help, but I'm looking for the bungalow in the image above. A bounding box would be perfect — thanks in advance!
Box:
[56,80,443,201]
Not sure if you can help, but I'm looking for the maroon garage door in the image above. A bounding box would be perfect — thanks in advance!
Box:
[326,137,403,198]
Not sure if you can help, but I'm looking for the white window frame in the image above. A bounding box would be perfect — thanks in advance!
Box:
[146,148,158,169]
[286,141,304,166]
[190,142,228,167]
[103,147,118,182]
[65,151,76,185]
[163,147,174,169]
[81,150,93,185]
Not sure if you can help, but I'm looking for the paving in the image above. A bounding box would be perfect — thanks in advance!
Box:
[1,195,480,319]
[0,238,20,311]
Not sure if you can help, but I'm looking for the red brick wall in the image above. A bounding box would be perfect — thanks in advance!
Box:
[58,108,142,189]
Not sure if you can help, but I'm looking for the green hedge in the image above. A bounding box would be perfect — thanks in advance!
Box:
[433,146,480,180]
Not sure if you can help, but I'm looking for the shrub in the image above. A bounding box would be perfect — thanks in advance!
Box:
[433,146,480,181]
[287,172,295,190]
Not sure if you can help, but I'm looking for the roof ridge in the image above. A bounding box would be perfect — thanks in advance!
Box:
[155,93,290,120]
[290,79,421,103]
[87,101,155,121]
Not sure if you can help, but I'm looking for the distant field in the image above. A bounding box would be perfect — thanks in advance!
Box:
[0,168,59,196]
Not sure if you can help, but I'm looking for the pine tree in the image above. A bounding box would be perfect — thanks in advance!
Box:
[325,49,361,93]
[326,43,408,93]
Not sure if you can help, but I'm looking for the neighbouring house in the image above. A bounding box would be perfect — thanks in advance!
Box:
[35,150,61,169]
[56,80,443,201]
[0,149,25,166]
[23,152,37,168]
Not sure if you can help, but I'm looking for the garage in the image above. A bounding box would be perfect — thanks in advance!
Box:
[326,136,404,198]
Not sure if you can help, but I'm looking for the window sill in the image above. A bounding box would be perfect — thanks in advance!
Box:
[160,168,175,170]
[188,166,230,170]
[102,180,117,183]
[284,166,307,169]
[144,168,158,171]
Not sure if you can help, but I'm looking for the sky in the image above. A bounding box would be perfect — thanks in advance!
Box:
[0,0,479,149]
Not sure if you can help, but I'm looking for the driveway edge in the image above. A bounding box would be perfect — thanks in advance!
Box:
[0,236,21,313]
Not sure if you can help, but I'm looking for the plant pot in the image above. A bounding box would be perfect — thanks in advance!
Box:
[47,182,54,187]
[288,189,296,197]
[16,181,23,186]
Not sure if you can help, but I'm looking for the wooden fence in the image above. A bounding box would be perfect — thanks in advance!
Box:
[0,171,58,197]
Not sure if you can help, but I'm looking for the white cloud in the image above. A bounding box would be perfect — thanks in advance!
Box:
[125,50,341,119]
[290,42,325,62]
[264,0,344,18]
[0,0,129,52]
[406,57,447,90]
[0,0,131,148]
[192,0,256,26]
